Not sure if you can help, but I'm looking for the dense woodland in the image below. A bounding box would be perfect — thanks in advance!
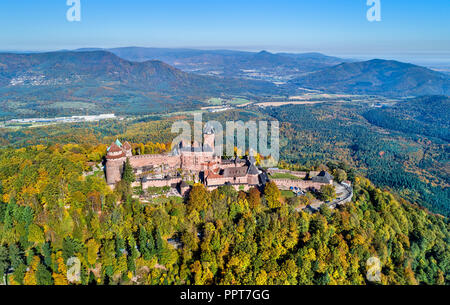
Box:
[0,143,448,285]
[264,98,449,217]
[0,96,448,285]
[363,96,450,142]
[1,97,448,218]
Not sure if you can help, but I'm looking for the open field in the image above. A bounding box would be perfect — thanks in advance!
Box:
[256,100,348,107]
[288,93,359,100]
[205,97,251,106]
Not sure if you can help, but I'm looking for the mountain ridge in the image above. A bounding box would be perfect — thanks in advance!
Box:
[0,50,284,117]
[102,47,350,81]
[289,59,450,97]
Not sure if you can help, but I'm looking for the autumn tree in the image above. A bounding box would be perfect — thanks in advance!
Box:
[264,182,281,209]
[333,169,347,183]
[187,184,210,213]
[319,185,336,202]
[247,187,261,209]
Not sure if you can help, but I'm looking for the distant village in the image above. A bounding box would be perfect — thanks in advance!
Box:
[8,113,117,124]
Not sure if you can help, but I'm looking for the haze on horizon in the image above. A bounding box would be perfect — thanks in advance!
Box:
[0,0,449,65]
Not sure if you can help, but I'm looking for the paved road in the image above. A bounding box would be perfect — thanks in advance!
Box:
[296,182,353,213]
[331,182,353,208]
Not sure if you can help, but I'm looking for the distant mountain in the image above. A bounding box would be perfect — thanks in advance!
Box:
[103,47,349,81]
[289,59,450,97]
[0,51,283,117]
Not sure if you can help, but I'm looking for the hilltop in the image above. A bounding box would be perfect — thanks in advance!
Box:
[289,59,450,97]
[105,47,349,81]
[0,50,283,117]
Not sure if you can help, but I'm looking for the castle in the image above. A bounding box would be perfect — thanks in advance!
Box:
[105,126,261,194]
[105,126,333,195]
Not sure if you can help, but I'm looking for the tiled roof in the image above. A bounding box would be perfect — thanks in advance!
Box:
[108,143,122,153]
[206,170,222,179]
[106,152,125,159]
[247,163,259,175]
[122,141,132,150]
[318,171,333,180]
[223,166,248,178]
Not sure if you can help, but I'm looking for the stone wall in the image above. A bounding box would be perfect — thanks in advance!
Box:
[272,179,326,191]
[207,175,248,186]
[130,154,181,169]
[181,154,219,172]
[142,177,183,189]
[206,184,253,192]
[267,169,307,179]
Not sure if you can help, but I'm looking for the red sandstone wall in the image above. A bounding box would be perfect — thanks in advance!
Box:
[130,155,181,168]
[142,177,182,189]
[207,175,250,186]
[206,184,251,192]
[272,179,326,190]
[106,159,124,185]
[268,169,307,179]
[248,175,259,185]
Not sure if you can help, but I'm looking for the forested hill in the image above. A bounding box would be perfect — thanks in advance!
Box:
[0,143,448,285]
[289,59,450,97]
[106,47,348,78]
[0,51,284,117]
[363,96,450,142]
[264,100,449,217]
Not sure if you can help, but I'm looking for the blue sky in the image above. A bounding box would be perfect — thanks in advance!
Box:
[0,0,449,62]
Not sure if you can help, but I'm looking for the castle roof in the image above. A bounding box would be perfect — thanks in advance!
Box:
[223,166,248,178]
[108,143,123,153]
[122,141,132,150]
[115,139,123,147]
[205,170,222,179]
[247,163,260,175]
[317,170,333,180]
[106,153,125,160]
[311,171,333,183]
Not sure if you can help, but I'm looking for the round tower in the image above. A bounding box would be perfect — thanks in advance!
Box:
[203,124,215,153]
[106,142,126,185]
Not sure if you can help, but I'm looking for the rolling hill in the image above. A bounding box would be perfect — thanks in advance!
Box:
[363,95,450,142]
[0,51,284,117]
[104,47,349,81]
[289,59,450,97]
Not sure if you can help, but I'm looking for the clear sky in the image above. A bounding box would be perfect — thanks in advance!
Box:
[0,0,449,63]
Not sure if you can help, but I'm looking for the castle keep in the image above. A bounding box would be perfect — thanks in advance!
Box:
[105,127,333,195]
[105,127,261,192]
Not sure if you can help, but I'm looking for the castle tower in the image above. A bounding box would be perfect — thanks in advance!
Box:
[106,142,126,185]
[123,141,132,158]
[203,124,215,153]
